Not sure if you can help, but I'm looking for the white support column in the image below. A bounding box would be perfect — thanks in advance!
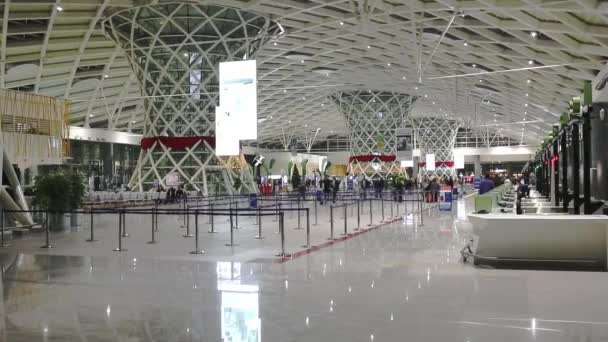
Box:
[103,3,280,192]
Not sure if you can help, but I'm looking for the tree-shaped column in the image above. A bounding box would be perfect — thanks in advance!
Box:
[413,117,460,181]
[103,3,280,193]
[330,90,416,178]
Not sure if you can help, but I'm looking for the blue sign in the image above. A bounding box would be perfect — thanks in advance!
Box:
[439,191,453,211]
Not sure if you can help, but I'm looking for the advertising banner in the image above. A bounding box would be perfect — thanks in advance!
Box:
[216,60,257,156]
[395,127,413,159]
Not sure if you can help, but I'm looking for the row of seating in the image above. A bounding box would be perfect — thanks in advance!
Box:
[473,184,512,213]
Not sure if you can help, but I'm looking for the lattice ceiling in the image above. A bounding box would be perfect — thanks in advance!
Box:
[1,0,606,148]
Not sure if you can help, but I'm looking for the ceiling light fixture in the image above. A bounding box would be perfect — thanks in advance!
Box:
[339,21,344,26]
[402,76,406,80]
[463,41,468,47]
[387,63,391,66]
[104,74,109,78]
[367,45,371,49]
[472,63,476,68]
[530,31,538,38]
[273,42,277,46]
[527,79,531,84]
[528,60,534,65]
[56,5,63,11]
[525,93,529,97]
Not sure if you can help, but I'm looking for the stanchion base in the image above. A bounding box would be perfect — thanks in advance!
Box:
[113,248,127,252]
[327,237,336,241]
[225,243,240,247]
[85,239,98,242]
[294,227,303,230]
[121,234,130,238]
[275,252,290,257]
[0,243,11,247]
[233,226,241,230]
[354,228,360,231]
[147,240,158,244]
[40,245,53,249]
[182,234,195,238]
[207,230,218,234]
[189,250,205,255]
[341,233,348,236]
[254,236,264,240]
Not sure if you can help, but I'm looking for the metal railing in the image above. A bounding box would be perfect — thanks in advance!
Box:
[1,190,452,258]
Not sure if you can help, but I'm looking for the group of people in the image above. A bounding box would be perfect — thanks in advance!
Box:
[152,185,187,204]
[479,172,532,197]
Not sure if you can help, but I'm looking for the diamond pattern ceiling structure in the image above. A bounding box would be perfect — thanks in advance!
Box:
[1,0,606,148]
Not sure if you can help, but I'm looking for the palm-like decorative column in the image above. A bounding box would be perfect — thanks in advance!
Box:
[330,90,416,178]
[413,117,460,181]
[103,3,279,193]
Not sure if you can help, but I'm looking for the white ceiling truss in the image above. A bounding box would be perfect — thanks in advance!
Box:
[1,0,607,148]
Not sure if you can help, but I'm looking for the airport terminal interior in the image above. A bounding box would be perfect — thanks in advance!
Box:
[2,0,608,341]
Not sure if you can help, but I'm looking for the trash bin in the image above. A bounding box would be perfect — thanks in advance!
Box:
[249,193,258,208]
[316,190,322,201]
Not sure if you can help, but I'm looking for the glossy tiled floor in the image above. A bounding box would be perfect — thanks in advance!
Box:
[2,196,608,341]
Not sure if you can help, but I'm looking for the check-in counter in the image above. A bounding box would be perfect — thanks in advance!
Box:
[467,214,608,268]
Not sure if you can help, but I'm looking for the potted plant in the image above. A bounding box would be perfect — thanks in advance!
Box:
[33,169,85,231]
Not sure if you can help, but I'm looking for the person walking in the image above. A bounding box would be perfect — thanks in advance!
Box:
[332,176,340,203]
[322,176,332,205]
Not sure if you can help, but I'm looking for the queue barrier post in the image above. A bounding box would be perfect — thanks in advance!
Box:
[121,208,129,237]
[254,207,264,240]
[275,212,287,257]
[314,198,318,226]
[234,201,240,229]
[295,198,302,230]
[40,210,53,249]
[342,205,348,236]
[355,200,360,230]
[190,210,205,254]
[226,206,238,247]
[86,205,97,242]
[147,208,158,244]
[328,205,335,240]
[302,208,310,248]
[183,205,194,238]
[276,203,282,234]
[113,211,127,251]
[0,209,9,248]
[368,199,373,226]
[381,198,385,223]
[419,192,425,227]
[208,204,216,233]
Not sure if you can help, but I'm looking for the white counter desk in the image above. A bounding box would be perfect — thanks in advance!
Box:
[467,214,608,268]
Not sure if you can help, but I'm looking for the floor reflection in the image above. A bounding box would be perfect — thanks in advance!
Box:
[217,261,261,342]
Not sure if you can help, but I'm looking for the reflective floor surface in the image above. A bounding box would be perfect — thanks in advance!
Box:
[2,197,608,341]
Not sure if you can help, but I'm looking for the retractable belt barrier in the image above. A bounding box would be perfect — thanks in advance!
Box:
[1,190,440,257]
